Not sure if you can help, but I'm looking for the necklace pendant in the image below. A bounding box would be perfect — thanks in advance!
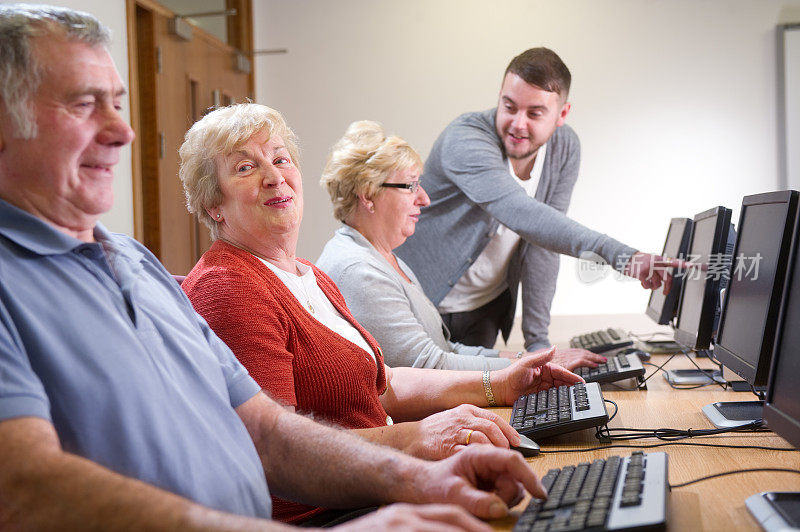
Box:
[308,301,315,314]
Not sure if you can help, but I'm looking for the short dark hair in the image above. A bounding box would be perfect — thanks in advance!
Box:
[504,47,571,99]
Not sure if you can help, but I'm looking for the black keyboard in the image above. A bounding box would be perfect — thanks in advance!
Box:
[574,353,645,385]
[511,382,609,440]
[570,328,634,353]
[514,451,669,532]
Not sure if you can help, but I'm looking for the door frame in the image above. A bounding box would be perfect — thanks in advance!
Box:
[125,0,253,248]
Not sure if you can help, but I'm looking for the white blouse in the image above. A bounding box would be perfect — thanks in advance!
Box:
[257,257,376,362]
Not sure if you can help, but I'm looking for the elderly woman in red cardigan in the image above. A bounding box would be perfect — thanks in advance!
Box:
[178,103,580,524]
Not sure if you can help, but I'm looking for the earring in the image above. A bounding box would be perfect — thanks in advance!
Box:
[216,213,222,220]
[367,203,375,213]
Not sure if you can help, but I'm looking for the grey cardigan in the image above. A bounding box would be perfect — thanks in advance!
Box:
[316,225,511,370]
[396,108,637,349]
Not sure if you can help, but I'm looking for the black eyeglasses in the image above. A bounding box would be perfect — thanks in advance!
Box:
[380,181,420,193]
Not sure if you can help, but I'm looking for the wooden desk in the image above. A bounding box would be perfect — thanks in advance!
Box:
[492,316,800,531]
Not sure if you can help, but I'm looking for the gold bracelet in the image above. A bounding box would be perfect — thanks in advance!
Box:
[482,370,497,407]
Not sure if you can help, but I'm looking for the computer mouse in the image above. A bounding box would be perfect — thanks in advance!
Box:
[511,434,540,457]
[620,347,650,361]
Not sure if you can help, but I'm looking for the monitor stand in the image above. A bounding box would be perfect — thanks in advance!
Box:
[702,400,764,429]
[747,491,800,531]
[663,348,725,385]
[663,368,725,386]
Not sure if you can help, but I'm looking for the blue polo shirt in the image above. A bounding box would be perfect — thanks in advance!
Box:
[0,199,270,518]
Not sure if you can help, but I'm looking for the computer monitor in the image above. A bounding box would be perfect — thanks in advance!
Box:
[673,206,735,350]
[646,217,693,325]
[702,191,799,428]
[745,192,800,531]
[764,196,800,446]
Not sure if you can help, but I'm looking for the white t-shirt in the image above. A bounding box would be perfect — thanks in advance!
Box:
[258,257,376,362]
[438,143,547,313]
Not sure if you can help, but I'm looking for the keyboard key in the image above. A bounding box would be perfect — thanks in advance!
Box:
[585,511,607,528]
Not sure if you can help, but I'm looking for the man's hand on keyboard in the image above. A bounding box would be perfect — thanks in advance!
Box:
[493,346,583,405]
[528,346,606,372]
[624,252,687,293]
[413,444,547,520]
[409,404,521,460]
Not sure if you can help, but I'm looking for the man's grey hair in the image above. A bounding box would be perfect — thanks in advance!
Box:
[0,4,110,138]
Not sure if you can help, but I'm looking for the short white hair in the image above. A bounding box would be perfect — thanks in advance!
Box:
[179,103,301,240]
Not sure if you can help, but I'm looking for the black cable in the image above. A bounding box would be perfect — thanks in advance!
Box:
[633,353,679,389]
[643,346,729,390]
[706,347,725,367]
[670,468,800,489]
[539,441,797,454]
[603,398,618,423]
[640,351,725,390]
[643,359,674,371]
[594,420,769,442]
[686,350,724,384]
[750,383,767,401]
[597,424,770,442]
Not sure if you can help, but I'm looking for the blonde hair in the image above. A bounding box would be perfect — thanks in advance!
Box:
[179,103,300,240]
[320,120,422,223]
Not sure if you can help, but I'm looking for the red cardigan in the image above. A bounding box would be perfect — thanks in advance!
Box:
[183,240,389,523]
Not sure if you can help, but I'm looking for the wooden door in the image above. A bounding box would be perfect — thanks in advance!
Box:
[128,0,252,275]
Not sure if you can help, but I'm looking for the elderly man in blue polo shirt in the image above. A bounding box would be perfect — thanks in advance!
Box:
[0,5,547,530]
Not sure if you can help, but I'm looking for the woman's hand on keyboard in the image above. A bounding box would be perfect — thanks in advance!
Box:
[412,444,546,520]
[542,347,606,371]
[493,346,583,404]
[408,404,520,460]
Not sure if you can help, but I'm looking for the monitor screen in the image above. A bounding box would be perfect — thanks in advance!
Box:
[646,218,693,325]
[713,191,799,387]
[764,203,800,448]
[673,206,733,349]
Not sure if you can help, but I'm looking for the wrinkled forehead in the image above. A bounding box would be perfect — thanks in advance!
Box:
[230,131,285,156]
[32,36,125,96]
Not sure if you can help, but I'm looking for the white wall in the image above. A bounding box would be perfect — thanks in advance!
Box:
[6,1,800,317]
[0,0,133,235]
[782,25,800,189]
[252,0,800,316]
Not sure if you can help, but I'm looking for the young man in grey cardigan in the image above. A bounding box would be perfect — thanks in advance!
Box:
[396,48,669,351]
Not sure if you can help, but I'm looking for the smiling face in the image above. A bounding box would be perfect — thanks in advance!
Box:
[495,72,570,164]
[209,132,304,253]
[371,166,429,250]
[0,37,134,241]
